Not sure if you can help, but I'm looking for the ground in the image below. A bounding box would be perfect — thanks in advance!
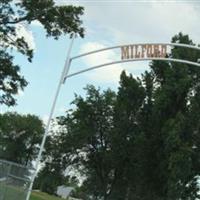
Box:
[0,183,63,200]
[30,191,64,200]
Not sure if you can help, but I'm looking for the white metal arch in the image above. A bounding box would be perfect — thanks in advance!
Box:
[70,42,200,60]
[64,42,200,81]
[26,39,200,200]
[66,57,200,79]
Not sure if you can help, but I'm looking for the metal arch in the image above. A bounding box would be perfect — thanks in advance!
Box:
[65,57,200,79]
[70,43,200,60]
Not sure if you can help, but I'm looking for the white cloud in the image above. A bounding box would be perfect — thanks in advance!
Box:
[52,1,200,44]
[81,1,200,43]
[60,1,200,44]
[79,42,129,83]
[17,90,24,97]
[42,114,49,126]
[31,20,43,27]
[16,24,36,50]
[77,41,152,83]
[0,23,36,51]
[58,106,66,113]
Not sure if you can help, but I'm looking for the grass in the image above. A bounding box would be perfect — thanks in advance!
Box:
[0,183,63,200]
[30,191,64,200]
[0,182,26,200]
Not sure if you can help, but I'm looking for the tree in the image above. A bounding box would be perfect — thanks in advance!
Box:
[35,85,117,198]
[141,33,200,200]
[33,162,67,194]
[41,79,146,199]
[0,112,44,166]
[41,33,200,200]
[0,0,84,106]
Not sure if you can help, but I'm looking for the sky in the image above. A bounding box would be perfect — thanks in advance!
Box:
[1,0,200,123]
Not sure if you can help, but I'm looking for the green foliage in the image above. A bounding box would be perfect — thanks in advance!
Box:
[33,162,67,195]
[0,0,84,106]
[0,50,27,106]
[0,112,44,165]
[40,33,200,200]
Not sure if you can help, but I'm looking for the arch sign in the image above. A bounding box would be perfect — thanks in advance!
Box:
[64,42,200,81]
[121,44,167,59]
[26,40,200,200]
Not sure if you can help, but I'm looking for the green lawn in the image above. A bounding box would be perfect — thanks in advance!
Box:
[0,183,26,200]
[0,183,63,200]
[30,191,64,200]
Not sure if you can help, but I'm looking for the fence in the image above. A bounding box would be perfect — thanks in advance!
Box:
[0,159,35,200]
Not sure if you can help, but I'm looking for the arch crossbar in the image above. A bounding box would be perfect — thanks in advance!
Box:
[63,42,200,81]
[66,57,200,79]
[70,43,200,60]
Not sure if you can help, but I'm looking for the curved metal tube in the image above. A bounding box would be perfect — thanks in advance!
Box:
[71,43,200,60]
[66,57,200,79]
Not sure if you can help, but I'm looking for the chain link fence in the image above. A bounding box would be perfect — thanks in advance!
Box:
[0,159,35,200]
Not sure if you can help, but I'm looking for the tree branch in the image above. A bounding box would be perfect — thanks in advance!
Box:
[1,16,33,25]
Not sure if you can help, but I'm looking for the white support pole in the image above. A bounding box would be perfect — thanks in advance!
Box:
[25,34,75,200]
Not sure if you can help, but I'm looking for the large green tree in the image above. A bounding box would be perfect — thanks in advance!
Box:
[40,33,200,200]
[140,33,200,200]
[0,112,44,165]
[0,0,84,106]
